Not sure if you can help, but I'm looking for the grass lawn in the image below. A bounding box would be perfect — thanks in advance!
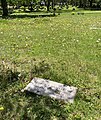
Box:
[0,11,101,120]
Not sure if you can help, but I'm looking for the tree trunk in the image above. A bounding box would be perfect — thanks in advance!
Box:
[52,0,54,9]
[83,0,87,9]
[89,0,93,8]
[1,0,8,16]
[79,0,83,8]
[47,0,50,11]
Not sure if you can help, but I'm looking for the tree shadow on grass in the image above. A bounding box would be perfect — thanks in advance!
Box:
[21,91,68,120]
[0,14,56,19]
[0,89,68,120]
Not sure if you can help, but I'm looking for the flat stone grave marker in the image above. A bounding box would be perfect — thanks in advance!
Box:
[22,78,77,103]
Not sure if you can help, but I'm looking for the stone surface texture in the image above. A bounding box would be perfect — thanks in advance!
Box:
[23,78,77,103]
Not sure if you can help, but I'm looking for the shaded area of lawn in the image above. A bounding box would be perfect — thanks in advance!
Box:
[9,14,55,19]
[0,13,56,19]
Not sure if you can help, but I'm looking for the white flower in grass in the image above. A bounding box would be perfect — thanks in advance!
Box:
[96,38,101,43]
[26,37,28,39]
[18,35,21,38]
[96,40,99,43]
[76,40,79,42]
[18,73,21,77]
[26,44,28,47]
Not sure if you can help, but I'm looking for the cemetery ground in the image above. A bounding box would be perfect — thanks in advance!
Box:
[0,11,101,120]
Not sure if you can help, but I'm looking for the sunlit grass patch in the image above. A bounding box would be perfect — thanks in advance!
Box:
[0,12,101,120]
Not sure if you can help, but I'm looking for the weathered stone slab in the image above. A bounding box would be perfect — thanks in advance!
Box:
[23,78,77,103]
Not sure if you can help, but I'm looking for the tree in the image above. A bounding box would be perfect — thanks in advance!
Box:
[47,0,50,11]
[1,0,8,16]
[89,0,93,8]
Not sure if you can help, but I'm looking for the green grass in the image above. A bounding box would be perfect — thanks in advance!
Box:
[0,12,101,120]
